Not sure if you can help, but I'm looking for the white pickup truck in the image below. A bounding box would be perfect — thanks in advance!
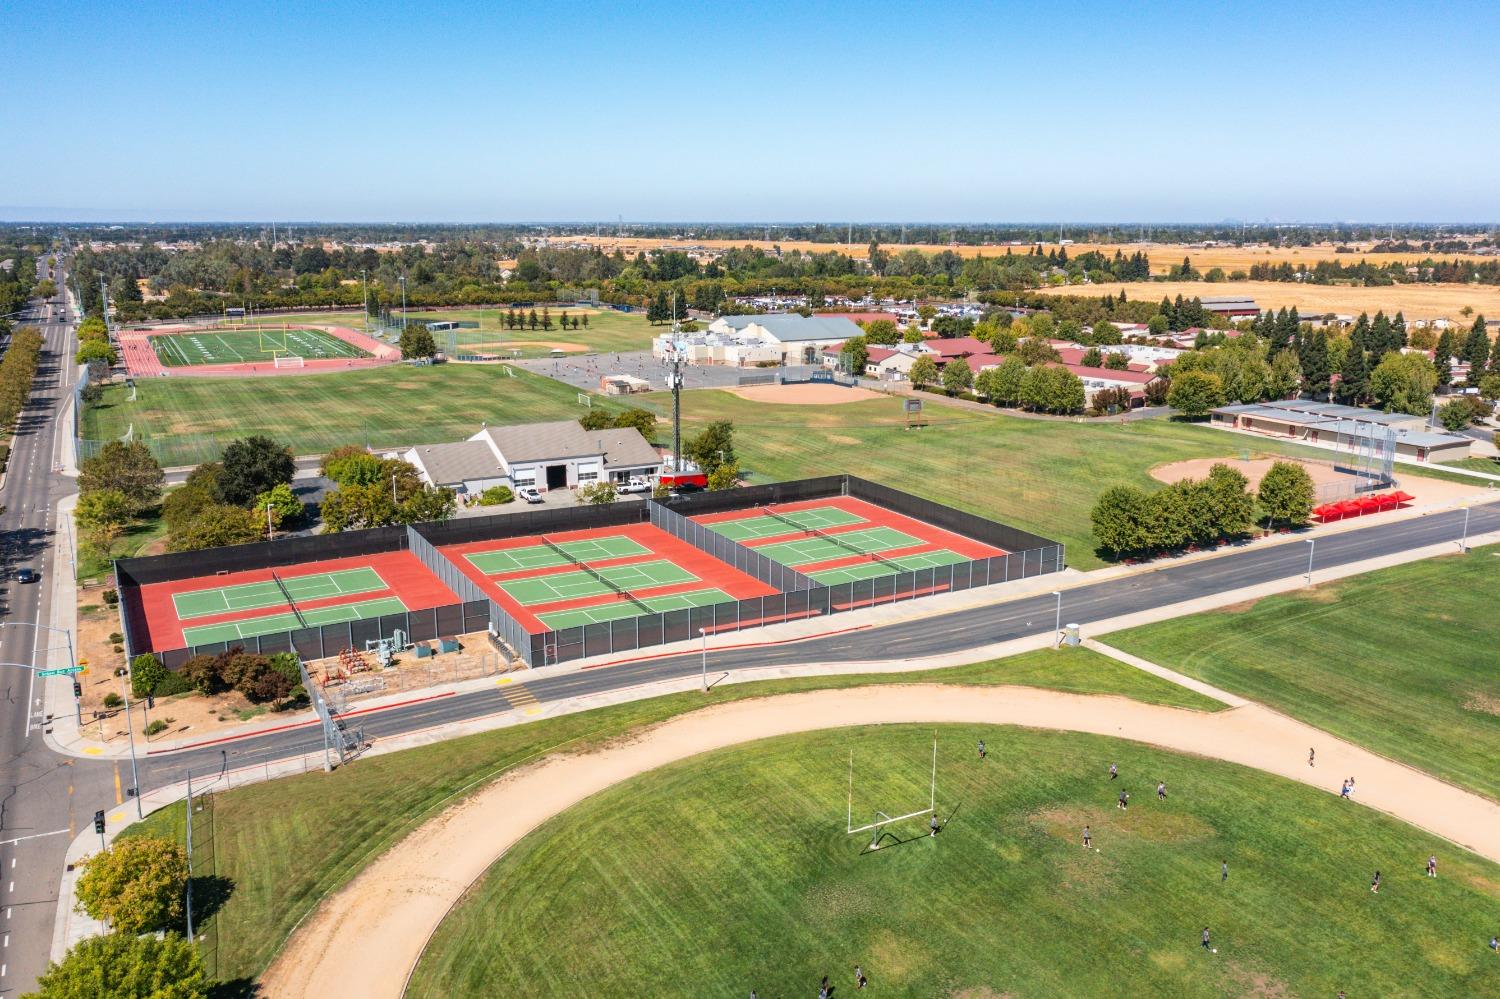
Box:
[616,477,653,494]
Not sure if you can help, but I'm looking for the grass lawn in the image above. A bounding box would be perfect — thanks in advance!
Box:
[122,647,1219,984]
[1107,545,1500,800]
[81,365,602,466]
[1443,455,1500,476]
[76,507,167,582]
[250,306,656,356]
[411,724,1500,997]
[151,327,368,367]
[648,390,1400,570]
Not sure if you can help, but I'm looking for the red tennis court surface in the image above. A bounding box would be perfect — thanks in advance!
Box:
[691,495,1004,581]
[441,522,778,633]
[127,551,459,651]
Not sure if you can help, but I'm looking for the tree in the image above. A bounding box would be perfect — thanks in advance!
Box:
[75,338,115,366]
[1297,330,1331,398]
[942,357,973,395]
[1433,329,1456,388]
[320,481,395,532]
[397,483,456,524]
[1080,347,1103,368]
[1103,352,1130,372]
[863,319,898,345]
[74,836,188,934]
[902,324,925,344]
[1438,398,1474,431]
[1267,349,1302,400]
[576,480,617,505]
[1147,313,1169,337]
[1167,370,1225,419]
[162,464,223,532]
[1206,463,1255,538]
[612,407,658,443]
[254,482,302,531]
[1369,352,1437,415]
[706,461,740,491]
[26,932,208,999]
[323,447,383,486]
[1336,343,1367,405]
[130,653,166,700]
[1017,336,1061,366]
[1479,373,1500,402]
[840,335,868,375]
[579,408,613,431]
[399,323,437,360]
[685,420,735,476]
[909,354,939,388]
[1091,485,1151,557]
[75,489,132,534]
[1257,461,1315,529]
[168,503,263,551]
[78,441,163,514]
[987,356,1027,406]
[1091,320,1119,344]
[219,435,295,506]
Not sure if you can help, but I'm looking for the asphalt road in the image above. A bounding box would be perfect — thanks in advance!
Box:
[3,261,1499,991]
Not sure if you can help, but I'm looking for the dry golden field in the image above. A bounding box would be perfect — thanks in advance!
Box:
[547,234,1495,275]
[1034,279,1500,322]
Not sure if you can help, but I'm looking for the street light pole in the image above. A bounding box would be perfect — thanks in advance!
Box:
[1304,538,1316,587]
[119,674,143,818]
[266,501,275,541]
[399,274,407,330]
[1460,505,1471,552]
[700,628,708,692]
[2,622,81,730]
[1051,590,1062,646]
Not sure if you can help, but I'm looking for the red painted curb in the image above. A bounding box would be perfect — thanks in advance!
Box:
[145,690,457,755]
[579,622,873,670]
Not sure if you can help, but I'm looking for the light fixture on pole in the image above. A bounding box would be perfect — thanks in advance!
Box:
[1303,538,1315,587]
[700,628,708,692]
[1051,590,1062,646]
[1459,504,1470,552]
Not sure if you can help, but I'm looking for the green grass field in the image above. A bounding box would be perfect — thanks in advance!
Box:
[81,364,605,466]
[253,306,655,357]
[1107,545,1500,801]
[653,389,1415,570]
[410,724,1500,997]
[122,648,1221,984]
[151,327,369,367]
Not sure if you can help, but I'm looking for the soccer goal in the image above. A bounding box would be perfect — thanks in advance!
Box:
[273,353,306,369]
[577,392,592,408]
[847,734,938,850]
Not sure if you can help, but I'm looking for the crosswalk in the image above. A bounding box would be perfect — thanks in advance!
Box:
[496,678,541,715]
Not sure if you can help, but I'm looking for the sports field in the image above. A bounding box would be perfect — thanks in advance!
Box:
[463,537,647,574]
[172,567,387,618]
[498,559,698,606]
[82,364,604,467]
[259,305,655,356]
[181,596,407,646]
[536,588,734,629]
[1106,544,1500,801]
[410,724,1500,996]
[150,327,370,367]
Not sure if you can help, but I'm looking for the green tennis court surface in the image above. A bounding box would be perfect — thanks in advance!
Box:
[537,587,734,629]
[151,327,370,367]
[465,536,649,575]
[181,596,407,646]
[809,548,969,584]
[707,506,865,542]
[500,560,698,606]
[173,567,388,619]
[751,526,923,567]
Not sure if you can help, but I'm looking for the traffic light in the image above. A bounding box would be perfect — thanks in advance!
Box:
[73,681,82,699]
[93,810,105,835]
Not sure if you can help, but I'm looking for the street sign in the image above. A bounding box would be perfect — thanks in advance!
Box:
[38,666,84,677]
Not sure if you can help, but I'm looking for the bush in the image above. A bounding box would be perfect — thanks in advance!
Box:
[130,654,166,699]
[102,692,123,709]
[478,485,515,505]
[74,836,188,934]
[144,719,168,736]
[267,651,302,684]
[28,932,208,999]
[153,669,193,698]
[179,654,222,695]
[109,632,123,644]
[102,588,119,606]
[1438,398,1473,432]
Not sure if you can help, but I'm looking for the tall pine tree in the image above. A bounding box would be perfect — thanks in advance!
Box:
[1391,311,1407,349]
[1337,343,1367,404]
[1299,330,1331,399]
[1433,329,1456,388]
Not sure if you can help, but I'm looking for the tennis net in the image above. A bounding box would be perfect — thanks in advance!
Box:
[540,536,654,615]
[270,571,310,629]
[762,506,902,570]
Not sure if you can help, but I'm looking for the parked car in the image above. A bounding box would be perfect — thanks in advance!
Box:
[617,476,652,494]
[16,568,37,584]
[517,486,543,504]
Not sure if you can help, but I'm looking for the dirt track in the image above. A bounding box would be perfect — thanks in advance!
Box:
[260,685,1500,998]
[727,383,884,405]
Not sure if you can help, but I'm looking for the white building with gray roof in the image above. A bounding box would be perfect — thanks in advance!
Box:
[402,419,661,495]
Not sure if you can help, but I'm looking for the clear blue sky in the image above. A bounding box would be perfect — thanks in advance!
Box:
[5,0,1498,222]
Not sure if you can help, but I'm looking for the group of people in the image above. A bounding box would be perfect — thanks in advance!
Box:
[751,966,868,999]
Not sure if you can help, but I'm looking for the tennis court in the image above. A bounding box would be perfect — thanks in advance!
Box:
[751,526,924,567]
[466,536,649,575]
[150,327,371,367]
[707,506,866,542]
[499,560,699,606]
[172,567,388,619]
[536,587,734,630]
[180,596,408,646]
[808,548,970,585]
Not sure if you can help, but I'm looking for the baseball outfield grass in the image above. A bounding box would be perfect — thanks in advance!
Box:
[409,724,1500,997]
[1106,544,1500,801]
[122,647,1219,984]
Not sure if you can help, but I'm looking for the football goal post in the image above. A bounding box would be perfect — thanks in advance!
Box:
[259,327,288,353]
[847,734,938,850]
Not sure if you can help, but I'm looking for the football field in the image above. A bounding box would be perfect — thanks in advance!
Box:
[150,327,370,366]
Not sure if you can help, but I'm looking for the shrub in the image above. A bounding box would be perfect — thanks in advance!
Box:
[102,588,119,606]
[144,719,168,736]
[179,654,222,695]
[74,836,188,934]
[108,632,123,644]
[478,485,515,505]
[102,692,123,709]
[129,654,166,699]
[154,669,193,698]
[28,932,208,999]
[267,651,302,683]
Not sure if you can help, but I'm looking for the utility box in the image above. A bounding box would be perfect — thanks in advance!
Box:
[1064,623,1081,647]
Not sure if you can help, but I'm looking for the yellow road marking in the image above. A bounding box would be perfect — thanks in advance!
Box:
[501,683,540,711]
[113,764,122,805]
[108,811,124,823]
[82,747,103,756]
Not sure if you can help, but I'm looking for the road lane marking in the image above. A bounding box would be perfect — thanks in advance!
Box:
[113,764,122,804]
[109,811,124,823]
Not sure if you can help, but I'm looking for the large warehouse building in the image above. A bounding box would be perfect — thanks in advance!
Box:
[1211,400,1471,462]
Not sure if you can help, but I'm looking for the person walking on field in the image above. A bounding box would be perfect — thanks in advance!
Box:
[1118,791,1130,810]
[1109,762,1118,780]
[930,814,940,837]
[1083,825,1091,849]
[855,965,868,989]
[1371,870,1381,893]
[1201,927,1212,951]
[1157,781,1167,801]
[1427,854,1437,878]
[1221,860,1228,883]
[1309,747,1316,767]
[978,739,986,761]
[1340,779,1351,800]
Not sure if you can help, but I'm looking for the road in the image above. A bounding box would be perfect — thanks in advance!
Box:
[0,255,91,995]
[2,257,1499,991]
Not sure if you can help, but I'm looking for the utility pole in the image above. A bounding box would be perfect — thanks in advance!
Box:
[361,268,369,334]
[120,674,143,819]
[185,769,195,940]
[399,273,407,330]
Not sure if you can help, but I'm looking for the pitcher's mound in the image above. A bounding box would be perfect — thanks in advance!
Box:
[726,382,883,405]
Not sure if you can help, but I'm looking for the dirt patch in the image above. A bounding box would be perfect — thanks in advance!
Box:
[827,434,861,446]
[954,989,1013,999]
[1150,455,1486,508]
[1463,692,1500,717]
[1223,962,1291,998]
[727,383,884,405]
